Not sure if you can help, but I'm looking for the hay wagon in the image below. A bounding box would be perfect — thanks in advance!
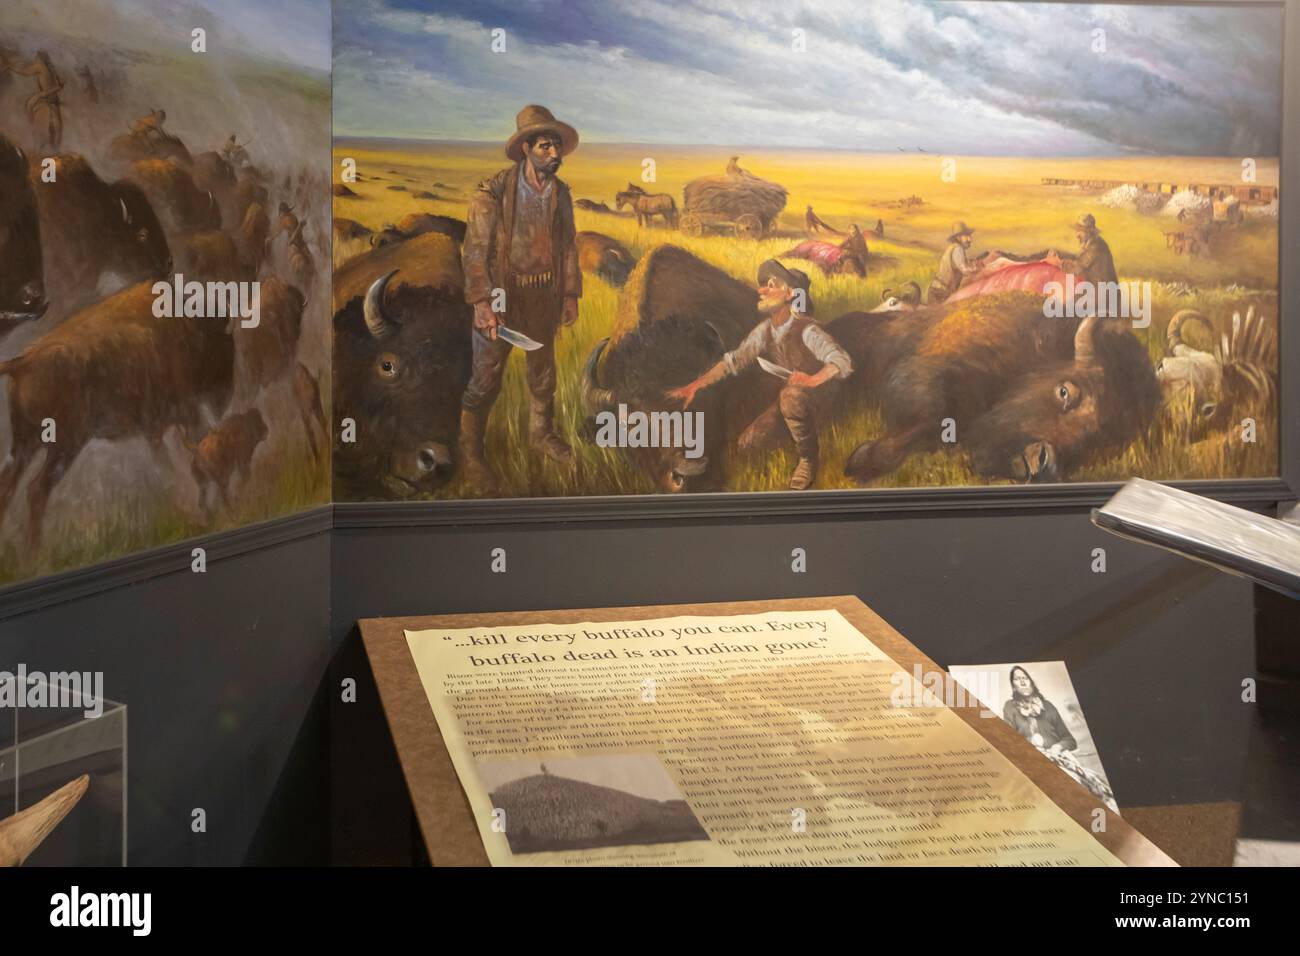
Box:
[679,171,787,240]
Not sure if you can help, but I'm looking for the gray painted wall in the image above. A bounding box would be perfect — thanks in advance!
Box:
[0,528,331,865]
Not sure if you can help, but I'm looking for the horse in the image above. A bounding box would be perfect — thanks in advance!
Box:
[615,184,678,228]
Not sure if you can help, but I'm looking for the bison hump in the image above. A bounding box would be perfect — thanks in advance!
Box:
[614,244,757,348]
[332,232,464,310]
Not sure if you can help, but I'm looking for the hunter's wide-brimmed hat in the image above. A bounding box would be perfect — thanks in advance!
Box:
[505,105,579,162]
[949,220,975,241]
[758,259,815,315]
[1073,213,1101,233]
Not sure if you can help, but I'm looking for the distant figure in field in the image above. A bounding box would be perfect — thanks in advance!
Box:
[873,218,884,238]
[76,64,98,103]
[804,204,841,237]
[928,220,985,304]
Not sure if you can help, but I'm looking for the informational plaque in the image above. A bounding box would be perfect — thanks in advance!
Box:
[399,603,1174,867]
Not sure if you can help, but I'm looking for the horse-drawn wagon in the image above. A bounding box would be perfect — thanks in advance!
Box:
[679,164,788,240]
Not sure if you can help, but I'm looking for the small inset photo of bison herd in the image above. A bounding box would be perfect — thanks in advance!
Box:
[479,754,709,856]
[0,11,331,585]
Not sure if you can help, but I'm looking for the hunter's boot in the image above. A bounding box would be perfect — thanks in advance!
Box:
[458,407,497,494]
[782,390,819,491]
[529,397,572,464]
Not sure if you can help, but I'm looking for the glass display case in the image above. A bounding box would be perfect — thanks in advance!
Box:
[0,678,126,866]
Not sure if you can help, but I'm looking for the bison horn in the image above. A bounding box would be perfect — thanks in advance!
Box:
[363,269,401,339]
[1166,309,1211,353]
[0,774,89,867]
[119,197,131,224]
[583,338,615,411]
[1073,315,1099,366]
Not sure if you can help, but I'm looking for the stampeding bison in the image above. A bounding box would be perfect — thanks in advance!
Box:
[582,245,769,491]
[0,136,47,334]
[835,292,1160,483]
[30,153,172,314]
[186,408,269,520]
[129,158,222,233]
[0,281,234,546]
[333,233,472,499]
[233,276,306,402]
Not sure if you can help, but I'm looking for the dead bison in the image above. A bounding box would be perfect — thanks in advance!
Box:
[333,233,473,498]
[0,137,47,333]
[582,245,767,491]
[576,231,636,286]
[370,213,466,248]
[333,218,371,241]
[835,292,1160,482]
[0,281,234,546]
[187,408,268,520]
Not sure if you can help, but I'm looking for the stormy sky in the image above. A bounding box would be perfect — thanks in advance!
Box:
[333,0,1283,156]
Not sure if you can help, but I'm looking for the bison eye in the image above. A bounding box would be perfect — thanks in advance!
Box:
[376,353,400,380]
[137,228,149,242]
[1199,401,1217,419]
[1056,381,1080,411]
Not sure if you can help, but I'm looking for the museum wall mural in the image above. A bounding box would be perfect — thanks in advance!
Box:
[331,0,1281,501]
[0,0,331,586]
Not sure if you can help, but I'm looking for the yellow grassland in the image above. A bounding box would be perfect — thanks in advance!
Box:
[332,141,1279,497]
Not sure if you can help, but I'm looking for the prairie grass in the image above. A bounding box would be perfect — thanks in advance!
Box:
[332,141,1280,498]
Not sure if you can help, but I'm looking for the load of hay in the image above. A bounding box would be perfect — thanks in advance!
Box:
[683,169,787,223]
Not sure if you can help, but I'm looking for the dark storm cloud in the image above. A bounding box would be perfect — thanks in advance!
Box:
[333,0,1282,156]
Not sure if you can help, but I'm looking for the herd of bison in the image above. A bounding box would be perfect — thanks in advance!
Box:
[0,122,328,551]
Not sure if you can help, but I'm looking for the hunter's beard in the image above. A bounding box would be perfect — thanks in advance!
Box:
[532,157,561,177]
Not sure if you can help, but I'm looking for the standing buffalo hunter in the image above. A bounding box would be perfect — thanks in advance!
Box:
[667,260,852,490]
[0,137,47,333]
[460,105,582,491]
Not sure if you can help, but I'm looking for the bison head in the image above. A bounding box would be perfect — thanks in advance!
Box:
[333,269,472,499]
[583,315,728,492]
[112,182,172,279]
[963,316,1160,482]
[0,140,47,325]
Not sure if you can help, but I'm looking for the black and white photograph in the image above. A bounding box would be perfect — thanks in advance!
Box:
[477,753,709,855]
[951,660,1118,813]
